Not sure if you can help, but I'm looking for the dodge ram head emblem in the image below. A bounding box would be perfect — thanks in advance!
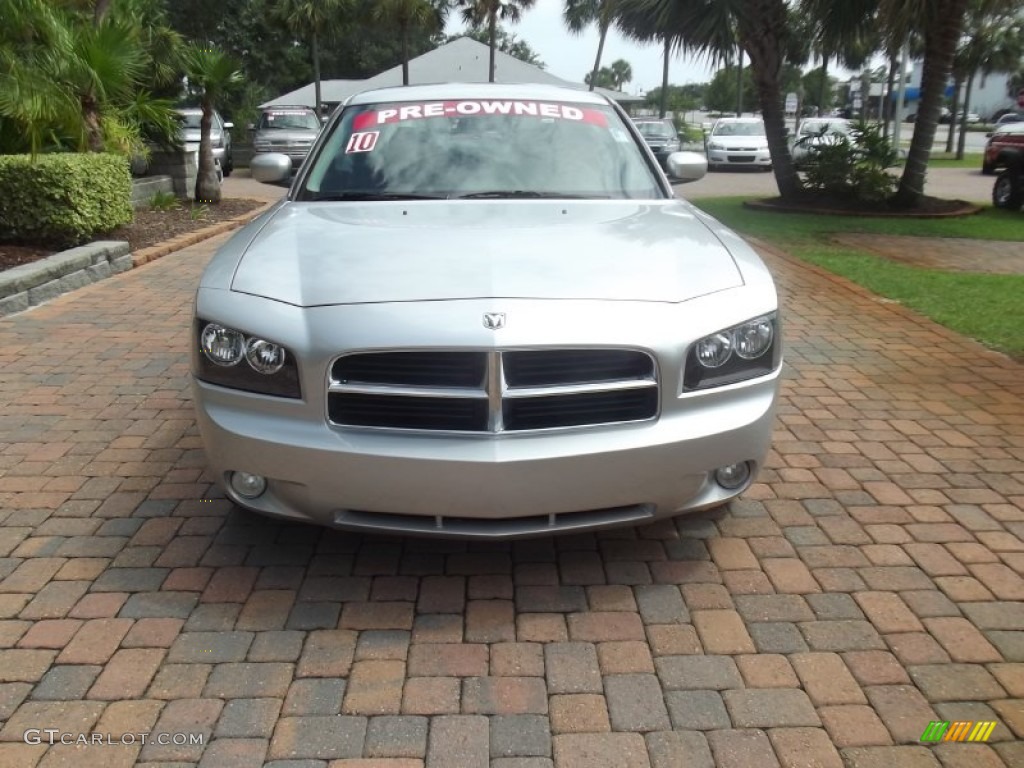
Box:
[483,312,506,330]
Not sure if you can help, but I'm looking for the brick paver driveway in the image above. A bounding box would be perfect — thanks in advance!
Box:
[1,232,1022,768]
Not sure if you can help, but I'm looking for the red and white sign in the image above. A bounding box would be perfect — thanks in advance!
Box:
[345,131,379,153]
[352,100,608,131]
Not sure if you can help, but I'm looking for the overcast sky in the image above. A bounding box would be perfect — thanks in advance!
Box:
[444,0,721,94]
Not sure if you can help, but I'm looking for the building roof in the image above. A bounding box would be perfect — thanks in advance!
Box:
[260,37,641,108]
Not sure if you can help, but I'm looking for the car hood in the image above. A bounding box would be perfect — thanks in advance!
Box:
[709,135,767,148]
[230,201,744,307]
[255,129,318,142]
[182,128,220,143]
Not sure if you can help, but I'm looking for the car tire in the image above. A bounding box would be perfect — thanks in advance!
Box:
[223,153,233,177]
[992,169,1023,210]
[981,162,994,176]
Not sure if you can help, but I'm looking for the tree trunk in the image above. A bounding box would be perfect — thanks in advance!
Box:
[488,11,497,82]
[736,48,744,115]
[956,70,974,159]
[818,54,829,115]
[894,0,970,208]
[82,95,104,152]
[312,31,322,116]
[401,21,410,85]
[195,99,221,203]
[738,1,801,200]
[884,55,897,139]
[589,21,608,92]
[945,75,962,153]
[660,36,670,118]
[93,0,112,26]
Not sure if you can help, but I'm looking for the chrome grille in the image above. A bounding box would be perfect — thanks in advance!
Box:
[328,349,658,433]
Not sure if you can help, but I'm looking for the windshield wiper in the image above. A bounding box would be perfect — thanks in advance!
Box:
[307,192,446,201]
[458,191,607,199]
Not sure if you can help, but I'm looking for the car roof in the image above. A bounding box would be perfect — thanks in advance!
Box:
[714,116,763,123]
[262,105,317,112]
[347,82,611,107]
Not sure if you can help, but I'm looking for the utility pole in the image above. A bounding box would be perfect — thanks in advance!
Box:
[893,43,908,151]
[736,47,744,116]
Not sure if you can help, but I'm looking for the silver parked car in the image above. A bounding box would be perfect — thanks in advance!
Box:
[251,105,322,167]
[706,117,772,171]
[192,83,782,539]
[791,117,854,162]
[176,107,233,176]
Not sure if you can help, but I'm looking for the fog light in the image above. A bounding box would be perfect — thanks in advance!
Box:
[714,462,751,490]
[230,471,267,499]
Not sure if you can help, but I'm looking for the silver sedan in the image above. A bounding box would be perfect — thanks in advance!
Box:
[191,83,782,539]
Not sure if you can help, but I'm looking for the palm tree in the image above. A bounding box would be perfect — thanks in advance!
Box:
[372,0,449,85]
[616,0,702,118]
[951,0,1023,157]
[609,58,633,90]
[184,44,242,204]
[1,0,180,155]
[801,0,880,119]
[564,0,619,92]
[457,0,537,82]
[880,0,971,207]
[620,0,806,198]
[273,0,349,115]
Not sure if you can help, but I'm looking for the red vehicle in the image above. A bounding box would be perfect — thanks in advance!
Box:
[982,122,1024,175]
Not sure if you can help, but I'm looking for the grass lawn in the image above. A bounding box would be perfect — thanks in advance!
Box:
[692,197,1024,359]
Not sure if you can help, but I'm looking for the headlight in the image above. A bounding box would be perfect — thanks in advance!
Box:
[683,314,779,391]
[707,142,724,150]
[194,320,301,398]
[201,324,244,366]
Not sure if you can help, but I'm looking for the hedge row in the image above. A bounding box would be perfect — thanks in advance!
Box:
[0,153,133,249]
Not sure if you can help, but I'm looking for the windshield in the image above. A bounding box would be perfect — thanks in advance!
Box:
[635,121,676,138]
[712,121,766,137]
[300,98,663,200]
[799,120,850,136]
[178,113,203,129]
[258,110,320,131]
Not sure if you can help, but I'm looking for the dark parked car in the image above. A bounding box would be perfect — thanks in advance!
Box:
[632,118,681,170]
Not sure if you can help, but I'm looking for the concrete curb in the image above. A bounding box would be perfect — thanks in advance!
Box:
[0,241,133,317]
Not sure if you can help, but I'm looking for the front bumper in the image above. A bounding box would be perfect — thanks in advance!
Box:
[254,146,312,167]
[707,148,772,167]
[191,294,781,539]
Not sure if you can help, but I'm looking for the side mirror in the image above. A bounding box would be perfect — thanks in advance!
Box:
[247,123,256,131]
[250,153,292,184]
[985,132,993,138]
[666,151,708,184]
[224,121,234,130]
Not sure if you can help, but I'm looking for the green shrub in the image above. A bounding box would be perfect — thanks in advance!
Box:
[149,190,181,211]
[0,153,133,248]
[796,121,899,203]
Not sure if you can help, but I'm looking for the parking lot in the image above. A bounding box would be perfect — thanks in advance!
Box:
[1,197,1022,767]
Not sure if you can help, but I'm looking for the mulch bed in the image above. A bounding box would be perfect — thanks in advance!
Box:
[0,198,266,272]
[745,195,981,218]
